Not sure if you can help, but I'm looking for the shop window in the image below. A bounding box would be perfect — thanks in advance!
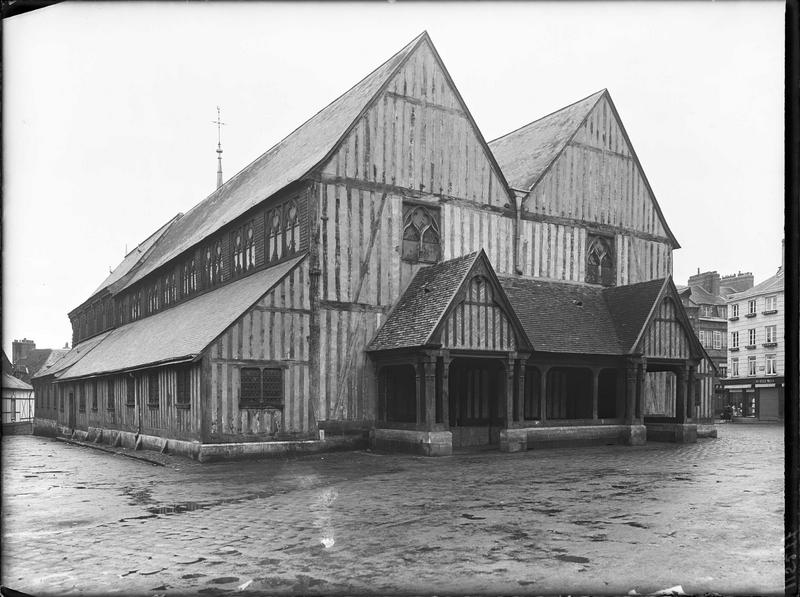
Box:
[586,234,615,287]
[239,367,284,408]
[401,204,441,263]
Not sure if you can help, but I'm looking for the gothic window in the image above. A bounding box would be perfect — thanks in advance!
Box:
[239,367,283,408]
[267,208,283,263]
[402,204,441,263]
[130,291,142,320]
[204,241,224,286]
[182,257,197,296]
[162,272,176,306]
[232,221,256,275]
[284,201,300,255]
[586,234,616,287]
[147,284,160,314]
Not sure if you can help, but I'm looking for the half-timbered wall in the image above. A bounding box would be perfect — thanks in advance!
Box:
[440,275,516,351]
[44,365,202,440]
[640,298,692,360]
[204,259,311,440]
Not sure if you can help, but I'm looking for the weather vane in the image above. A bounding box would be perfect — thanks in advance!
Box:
[213,106,226,189]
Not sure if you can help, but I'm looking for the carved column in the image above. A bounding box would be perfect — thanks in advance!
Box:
[441,353,451,427]
[675,365,687,423]
[424,357,437,430]
[540,365,549,423]
[515,359,526,423]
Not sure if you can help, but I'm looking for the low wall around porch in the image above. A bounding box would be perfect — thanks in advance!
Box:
[499,424,647,452]
[645,422,698,443]
[370,429,453,456]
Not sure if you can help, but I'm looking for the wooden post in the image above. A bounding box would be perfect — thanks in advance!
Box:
[505,356,515,428]
[441,353,451,427]
[515,359,525,423]
[540,365,549,423]
[625,359,638,424]
[415,361,424,426]
[592,367,600,420]
[308,183,322,432]
[687,365,697,421]
[675,365,687,423]
[424,357,436,430]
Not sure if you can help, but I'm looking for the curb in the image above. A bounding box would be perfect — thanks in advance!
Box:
[55,437,166,466]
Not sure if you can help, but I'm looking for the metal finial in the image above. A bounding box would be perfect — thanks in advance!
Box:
[212,106,227,189]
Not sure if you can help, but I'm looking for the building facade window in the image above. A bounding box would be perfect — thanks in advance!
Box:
[148,373,159,407]
[719,365,727,378]
[764,295,777,312]
[176,367,191,406]
[765,325,777,344]
[585,233,616,287]
[731,358,739,377]
[731,304,739,318]
[731,331,739,349]
[747,299,757,316]
[748,328,757,347]
[747,355,757,376]
[712,331,722,350]
[182,258,197,296]
[698,330,706,347]
[401,203,442,264]
[766,354,777,375]
[239,367,284,408]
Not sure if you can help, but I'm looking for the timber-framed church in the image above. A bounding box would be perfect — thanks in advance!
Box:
[33,32,714,459]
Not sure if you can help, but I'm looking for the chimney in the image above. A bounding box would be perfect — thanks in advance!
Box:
[688,270,720,296]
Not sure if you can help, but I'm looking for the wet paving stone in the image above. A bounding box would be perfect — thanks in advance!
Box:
[1,424,785,595]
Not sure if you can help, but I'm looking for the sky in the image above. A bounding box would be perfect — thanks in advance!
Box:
[2,1,784,355]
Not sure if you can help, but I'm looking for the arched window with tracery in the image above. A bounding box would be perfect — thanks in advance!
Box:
[182,257,196,296]
[402,203,441,263]
[284,201,299,255]
[586,234,616,287]
[267,208,283,263]
[204,241,224,287]
[232,221,256,274]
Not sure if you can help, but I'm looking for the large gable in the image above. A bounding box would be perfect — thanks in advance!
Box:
[118,33,426,293]
[490,90,678,248]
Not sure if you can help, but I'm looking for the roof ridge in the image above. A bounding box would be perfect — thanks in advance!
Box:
[487,89,606,145]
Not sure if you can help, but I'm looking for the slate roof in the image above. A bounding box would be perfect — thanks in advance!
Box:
[500,277,623,354]
[56,257,304,380]
[728,268,784,301]
[33,332,113,380]
[30,349,70,378]
[603,278,668,353]
[368,252,479,351]
[89,214,182,298]
[488,91,604,191]
[117,33,425,294]
[2,373,33,392]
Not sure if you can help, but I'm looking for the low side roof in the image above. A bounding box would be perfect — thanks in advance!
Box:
[603,278,667,353]
[488,90,604,191]
[31,349,70,378]
[119,33,426,294]
[57,256,304,380]
[2,373,33,391]
[34,332,113,380]
[368,252,479,351]
[500,277,623,355]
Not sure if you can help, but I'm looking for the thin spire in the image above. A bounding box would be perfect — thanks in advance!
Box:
[213,106,226,189]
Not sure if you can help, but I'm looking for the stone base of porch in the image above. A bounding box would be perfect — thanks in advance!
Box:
[370,429,453,456]
[645,422,698,443]
[696,423,718,438]
[499,424,647,451]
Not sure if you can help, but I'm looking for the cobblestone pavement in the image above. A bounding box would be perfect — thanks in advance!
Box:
[1,424,784,596]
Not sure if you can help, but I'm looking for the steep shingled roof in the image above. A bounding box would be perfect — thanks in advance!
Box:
[118,32,426,294]
[56,256,304,380]
[686,284,727,307]
[2,373,33,391]
[368,253,479,351]
[32,332,112,380]
[603,278,667,353]
[488,91,604,191]
[500,277,623,355]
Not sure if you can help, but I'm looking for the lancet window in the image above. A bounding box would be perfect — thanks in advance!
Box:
[182,257,197,296]
[232,221,256,275]
[204,240,224,287]
[267,207,283,263]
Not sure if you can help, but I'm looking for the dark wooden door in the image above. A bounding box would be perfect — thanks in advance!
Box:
[68,392,76,429]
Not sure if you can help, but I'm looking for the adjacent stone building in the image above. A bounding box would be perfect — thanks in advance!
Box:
[720,257,785,420]
[33,32,713,459]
